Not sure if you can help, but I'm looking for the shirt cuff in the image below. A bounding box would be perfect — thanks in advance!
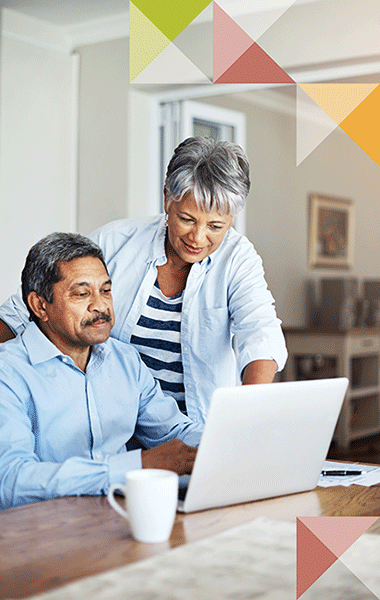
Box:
[107,449,142,487]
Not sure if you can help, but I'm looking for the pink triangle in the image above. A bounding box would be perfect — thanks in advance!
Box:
[215,42,295,84]
[298,517,379,559]
[213,2,254,82]
[297,519,338,598]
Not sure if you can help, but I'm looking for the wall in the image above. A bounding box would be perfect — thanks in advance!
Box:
[198,91,380,327]
[0,10,75,304]
[75,37,128,235]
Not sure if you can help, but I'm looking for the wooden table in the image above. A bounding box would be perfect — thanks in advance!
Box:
[2,484,380,599]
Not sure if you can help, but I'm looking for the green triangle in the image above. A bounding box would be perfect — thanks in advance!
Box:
[132,0,211,41]
[130,2,171,81]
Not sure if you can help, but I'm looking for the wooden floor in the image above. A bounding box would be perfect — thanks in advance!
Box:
[328,433,380,464]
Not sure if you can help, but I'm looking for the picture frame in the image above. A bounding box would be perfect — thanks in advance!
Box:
[309,193,355,269]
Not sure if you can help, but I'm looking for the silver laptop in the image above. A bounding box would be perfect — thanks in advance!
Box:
[178,377,348,513]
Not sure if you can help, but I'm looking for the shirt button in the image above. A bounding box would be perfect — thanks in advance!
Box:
[183,308,188,314]
[95,453,101,459]
[183,346,188,352]
[62,357,69,363]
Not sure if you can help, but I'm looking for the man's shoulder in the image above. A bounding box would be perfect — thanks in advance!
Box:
[0,335,29,378]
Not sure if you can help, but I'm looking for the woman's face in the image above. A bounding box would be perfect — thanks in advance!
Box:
[164,191,234,266]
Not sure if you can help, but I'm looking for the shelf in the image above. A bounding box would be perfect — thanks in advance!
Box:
[351,355,379,389]
[283,329,380,449]
[350,386,380,399]
[349,393,379,434]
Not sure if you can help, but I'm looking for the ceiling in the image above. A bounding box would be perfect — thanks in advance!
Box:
[0,0,128,27]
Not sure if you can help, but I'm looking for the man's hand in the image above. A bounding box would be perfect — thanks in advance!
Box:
[141,439,197,475]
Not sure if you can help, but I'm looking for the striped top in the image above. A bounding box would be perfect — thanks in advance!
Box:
[130,279,186,414]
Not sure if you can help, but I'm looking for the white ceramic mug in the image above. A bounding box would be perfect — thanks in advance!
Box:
[107,469,179,543]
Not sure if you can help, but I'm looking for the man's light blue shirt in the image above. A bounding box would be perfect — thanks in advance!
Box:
[0,215,287,424]
[0,322,202,508]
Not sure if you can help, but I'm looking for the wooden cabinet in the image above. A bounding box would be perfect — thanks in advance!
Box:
[283,327,380,450]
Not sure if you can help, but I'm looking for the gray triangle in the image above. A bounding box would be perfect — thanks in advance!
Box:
[300,559,379,600]
[172,2,213,81]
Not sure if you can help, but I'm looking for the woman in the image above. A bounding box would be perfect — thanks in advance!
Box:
[0,138,287,423]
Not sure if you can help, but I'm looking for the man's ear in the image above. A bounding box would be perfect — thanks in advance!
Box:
[27,292,49,322]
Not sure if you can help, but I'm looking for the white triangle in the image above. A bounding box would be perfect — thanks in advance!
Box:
[338,531,380,599]
[297,86,339,166]
[216,0,297,42]
[132,42,212,84]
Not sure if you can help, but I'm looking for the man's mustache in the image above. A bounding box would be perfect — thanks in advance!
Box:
[82,313,112,327]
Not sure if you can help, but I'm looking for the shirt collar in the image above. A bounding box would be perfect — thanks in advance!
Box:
[149,214,167,264]
[21,321,110,367]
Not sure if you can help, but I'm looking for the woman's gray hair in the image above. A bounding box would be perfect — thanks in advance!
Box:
[21,232,108,322]
[164,137,250,216]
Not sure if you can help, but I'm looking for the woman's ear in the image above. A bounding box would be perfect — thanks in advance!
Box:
[163,187,169,213]
[27,292,49,322]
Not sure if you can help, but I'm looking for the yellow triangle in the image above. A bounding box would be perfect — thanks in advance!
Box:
[130,2,171,82]
[299,84,378,125]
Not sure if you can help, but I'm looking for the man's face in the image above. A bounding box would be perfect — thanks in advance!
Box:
[39,256,115,352]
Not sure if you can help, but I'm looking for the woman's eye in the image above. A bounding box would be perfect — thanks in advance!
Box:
[180,217,193,223]
[210,225,222,231]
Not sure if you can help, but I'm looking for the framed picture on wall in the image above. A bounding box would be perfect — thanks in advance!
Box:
[309,194,355,269]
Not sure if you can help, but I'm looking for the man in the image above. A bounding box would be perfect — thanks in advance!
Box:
[0,233,202,509]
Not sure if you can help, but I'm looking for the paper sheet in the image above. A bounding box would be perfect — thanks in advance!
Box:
[318,460,380,487]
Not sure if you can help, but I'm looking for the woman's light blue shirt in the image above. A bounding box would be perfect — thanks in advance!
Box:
[0,215,287,425]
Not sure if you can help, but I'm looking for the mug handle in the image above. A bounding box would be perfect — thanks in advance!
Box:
[107,483,129,519]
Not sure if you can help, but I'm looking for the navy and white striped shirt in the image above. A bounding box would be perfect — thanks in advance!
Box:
[130,280,186,414]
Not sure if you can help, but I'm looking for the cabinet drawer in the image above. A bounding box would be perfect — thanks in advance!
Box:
[350,336,380,354]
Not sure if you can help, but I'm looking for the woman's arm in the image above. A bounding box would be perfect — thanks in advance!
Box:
[241,359,277,385]
[0,319,15,342]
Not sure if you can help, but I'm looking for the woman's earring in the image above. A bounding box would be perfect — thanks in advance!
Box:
[165,214,168,227]
[226,228,230,240]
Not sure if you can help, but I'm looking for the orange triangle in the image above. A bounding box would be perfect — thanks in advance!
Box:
[213,2,254,82]
[215,42,295,84]
[297,519,338,598]
[340,84,380,167]
[298,517,379,558]
[299,84,378,126]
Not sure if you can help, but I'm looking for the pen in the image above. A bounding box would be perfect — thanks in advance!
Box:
[321,470,363,476]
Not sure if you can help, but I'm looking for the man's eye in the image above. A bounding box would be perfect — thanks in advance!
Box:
[102,288,112,294]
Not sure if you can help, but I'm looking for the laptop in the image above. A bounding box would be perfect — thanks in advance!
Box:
[178,377,348,513]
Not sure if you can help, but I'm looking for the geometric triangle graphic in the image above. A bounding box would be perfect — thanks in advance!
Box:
[297,519,339,598]
[339,527,380,599]
[132,42,212,84]
[298,517,379,558]
[215,41,295,84]
[213,2,255,82]
[230,1,297,43]
[129,2,171,81]
[173,2,213,81]
[296,85,339,166]
[340,84,380,168]
[300,559,380,600]
[132,0,211,41]
[299,84,379,126]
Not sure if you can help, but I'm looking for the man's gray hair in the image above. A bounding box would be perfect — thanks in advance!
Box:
[164,137,250,216]
[21,232,107,322]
